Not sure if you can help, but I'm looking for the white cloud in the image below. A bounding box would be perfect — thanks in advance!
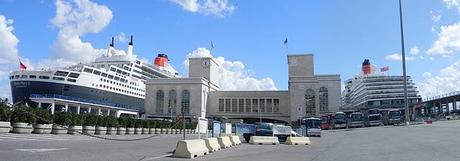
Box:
[385,53,416,61]
[116,32,127,42]
[170,0,235,17]
[184,48,277,90]
[444,0,460,13]
[410,46,420,55]
[427,22,460,56]
[430,10,442,22]
[51,0,112,64]
[0,15,19,64]
[419,59,460,98]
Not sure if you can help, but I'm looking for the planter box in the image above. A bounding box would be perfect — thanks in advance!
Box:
[68,126,82,135]
[82,126,95,135]
[142,128,148,134]
[95,126,107,135]
[116,127,126,135]
[175,129,179,134]
[51,124,68,134]
[154,128,159,134]
[12,122,33,134]
[126,128,134,135]
[160,128,165,134]
[0,121,11,133]
[134,128,142,135]
[32,124,52,134]
[106,127,116,135]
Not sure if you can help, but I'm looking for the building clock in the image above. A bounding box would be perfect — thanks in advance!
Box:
[202,60,209,68]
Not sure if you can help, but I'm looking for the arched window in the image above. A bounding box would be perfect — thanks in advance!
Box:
[305,89,316,117]
[319,87,328,112]
[155,90,164,114]
[168,90,177,114]
[181,90,190,114]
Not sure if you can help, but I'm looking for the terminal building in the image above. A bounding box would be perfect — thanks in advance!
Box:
[144,54,341,124]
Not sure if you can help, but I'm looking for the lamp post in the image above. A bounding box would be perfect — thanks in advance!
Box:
[398,0,410,124]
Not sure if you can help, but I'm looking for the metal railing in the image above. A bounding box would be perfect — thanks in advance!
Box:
[30,94,138,111]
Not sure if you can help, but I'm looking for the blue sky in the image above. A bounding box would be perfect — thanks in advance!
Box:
[2,0,460,100]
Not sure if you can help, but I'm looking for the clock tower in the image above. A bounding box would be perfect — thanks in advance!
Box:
[189,57,219,88]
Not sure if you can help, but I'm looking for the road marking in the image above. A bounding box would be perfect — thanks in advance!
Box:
[16,148,69,153]
[138,154,173,161]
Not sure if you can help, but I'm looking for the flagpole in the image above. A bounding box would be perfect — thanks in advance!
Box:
[398,0,410,125]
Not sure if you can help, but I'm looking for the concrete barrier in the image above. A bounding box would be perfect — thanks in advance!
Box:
[285,137,311,145]
[230,135,242,146]
[204,138,221,152]
[217,136,232,148]
[249,136,279,145]
[173,139,208,158]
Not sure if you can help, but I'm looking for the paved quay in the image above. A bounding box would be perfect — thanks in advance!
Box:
[2,120,460,161]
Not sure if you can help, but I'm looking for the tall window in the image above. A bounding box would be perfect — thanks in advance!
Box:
[181,90,190,114]
[260,99,265,113]
[168,90,177,114]
[155,90,164,114]
[305,89,316,117]
[218,99,224,112]
[239,99,244,113]
[231,99,238,113]
[252,99,258,112]
[273,99,279,112]
[225,99,231,112]
[245,99,251,112]
[319,87,329,112]
[266,99,273,113]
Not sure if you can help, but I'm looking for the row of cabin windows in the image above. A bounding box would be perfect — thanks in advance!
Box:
[93,83,145,97]
[83,67,128,84]
[100,78,144,92]
[10,75,76,83]
[218,98,280,113]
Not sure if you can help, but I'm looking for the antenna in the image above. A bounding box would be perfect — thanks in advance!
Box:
[110,37,114,47]
[129,35,133,45]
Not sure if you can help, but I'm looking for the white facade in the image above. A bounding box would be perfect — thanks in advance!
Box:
[144,54,341,123]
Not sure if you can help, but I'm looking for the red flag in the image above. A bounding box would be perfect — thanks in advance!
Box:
[19,61,27,71]
[380,66,389,72]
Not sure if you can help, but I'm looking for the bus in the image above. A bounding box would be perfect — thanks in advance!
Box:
[349,112,364,128]
[332,112,347,129]
[305,117,322,137]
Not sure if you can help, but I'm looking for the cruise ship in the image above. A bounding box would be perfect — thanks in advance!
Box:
[341,59,422,110]
[9,36,179,112]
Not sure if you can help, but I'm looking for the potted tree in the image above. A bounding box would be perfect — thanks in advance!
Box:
[68,113,83,135]
[51,112,70,134]
[11,105,36,134]
[116,117,126,135]
[134,119,142,135]
[95,115,107,135]
[106,116,118,135]
[148,120,155,134]
[0,104,12,133]
[141,119,148,134]
[125,117,134,135]
[32,108,53,134]
[82,114,96,135]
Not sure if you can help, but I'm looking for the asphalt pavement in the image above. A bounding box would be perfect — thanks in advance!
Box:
[2,120,460,161]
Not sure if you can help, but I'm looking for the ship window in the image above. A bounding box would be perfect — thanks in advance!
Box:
[101,73,108,77]
[14,75,19,79]
[67,79,76,82]
[122,71,127,75]
[116,69,122,74]
[29,75,37,79]
[54,71,69,77]
[93,70,101,75]
[39,76,49,79]
[10,76,14,79]
[108,75,114,79]
[21,75,27,78]
[110,68,116,72]
[68,73,80,78]
[83,68,93,73]
[53,77,65,81]
[120,78,125,83]
[114,77,120,81]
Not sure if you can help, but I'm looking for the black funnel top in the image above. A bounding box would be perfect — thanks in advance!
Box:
[362,59,370,66]
[129,35,133,45]
[110,37,114,47]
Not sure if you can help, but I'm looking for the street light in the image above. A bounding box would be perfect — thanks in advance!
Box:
[398,0,410,124]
